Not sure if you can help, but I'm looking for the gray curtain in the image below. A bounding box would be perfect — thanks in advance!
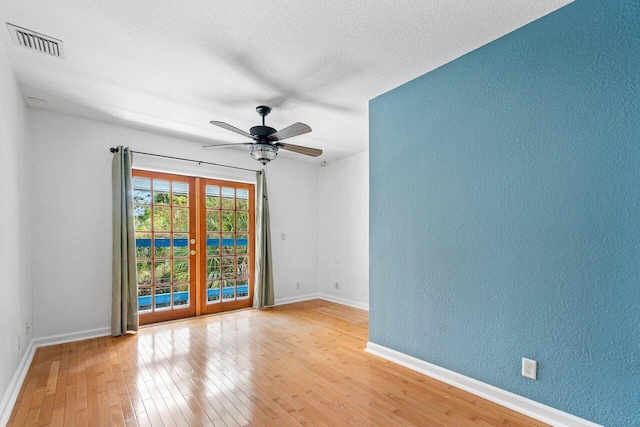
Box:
[254,170,274,308]
[111,146,139,336]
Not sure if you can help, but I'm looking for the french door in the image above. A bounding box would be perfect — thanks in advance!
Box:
[132,170,255,325]
[198,178,255,315]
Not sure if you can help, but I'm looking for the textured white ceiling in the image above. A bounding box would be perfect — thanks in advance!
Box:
[0,0,572,163]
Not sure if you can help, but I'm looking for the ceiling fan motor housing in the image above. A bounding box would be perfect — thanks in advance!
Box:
[250,125,277,138]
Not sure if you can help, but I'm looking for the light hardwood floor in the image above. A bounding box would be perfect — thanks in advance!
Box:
[8,300,549,426]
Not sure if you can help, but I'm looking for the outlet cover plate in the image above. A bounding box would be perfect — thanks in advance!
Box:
[522,357,537,380]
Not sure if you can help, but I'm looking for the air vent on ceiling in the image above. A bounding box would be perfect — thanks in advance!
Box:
[6,23,64,58]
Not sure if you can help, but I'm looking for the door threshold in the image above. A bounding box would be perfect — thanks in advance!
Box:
[139,306,256,329]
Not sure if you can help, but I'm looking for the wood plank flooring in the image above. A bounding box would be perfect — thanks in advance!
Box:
[8,300,549,426]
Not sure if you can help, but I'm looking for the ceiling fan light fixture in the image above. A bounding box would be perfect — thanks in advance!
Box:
[250,143,278,164]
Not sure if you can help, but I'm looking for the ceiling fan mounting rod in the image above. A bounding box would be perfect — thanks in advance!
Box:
[256,105,271,126]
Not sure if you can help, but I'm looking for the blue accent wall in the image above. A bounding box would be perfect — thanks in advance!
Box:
[369,1,640,425]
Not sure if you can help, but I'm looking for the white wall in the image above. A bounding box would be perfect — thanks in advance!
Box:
[0,47,32,418]
[268,159,320,303]
[318,151,369,310]
[28,109,319,337]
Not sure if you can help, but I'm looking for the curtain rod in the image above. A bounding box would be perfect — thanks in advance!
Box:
[109,147,260,173]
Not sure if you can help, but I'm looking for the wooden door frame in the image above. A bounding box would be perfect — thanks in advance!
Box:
[197,177,256,316]
[133,169,197,325]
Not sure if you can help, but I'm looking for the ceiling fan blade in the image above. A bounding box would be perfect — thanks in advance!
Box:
[268,122,312,141]
[202,142,253,148]
[277,142,323,157]
[210,121,255,139]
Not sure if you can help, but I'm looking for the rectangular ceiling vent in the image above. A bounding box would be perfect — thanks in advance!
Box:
[6,23,64,58]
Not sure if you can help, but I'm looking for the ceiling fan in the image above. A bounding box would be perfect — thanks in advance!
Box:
[204,106,322,164]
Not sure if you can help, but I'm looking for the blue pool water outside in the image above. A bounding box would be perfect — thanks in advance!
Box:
[136,238,248,247]
[138,286,249,308]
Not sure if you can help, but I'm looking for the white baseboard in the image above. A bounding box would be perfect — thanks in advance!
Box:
[275,293,370,312]
[0,327,111,426]
[32,327,111,348]
[365,342,600,427]
[318,294,369,311]
[0,339,36,427]
[274,293,320,306]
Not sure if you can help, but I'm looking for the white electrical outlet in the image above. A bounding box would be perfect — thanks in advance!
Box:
[522,358,537,380]
[26,322,30,335]
[296,282,300,289]
[335,282,339,290]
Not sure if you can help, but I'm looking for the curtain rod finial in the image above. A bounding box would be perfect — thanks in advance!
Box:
[110,147,119,153]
